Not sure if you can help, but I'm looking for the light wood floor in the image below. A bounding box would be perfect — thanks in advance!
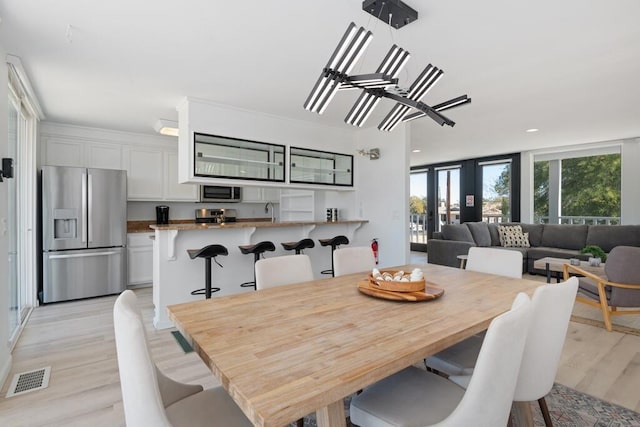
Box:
[1,279,639,426]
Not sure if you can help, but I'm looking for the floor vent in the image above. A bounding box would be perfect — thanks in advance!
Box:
[5,367,51,398]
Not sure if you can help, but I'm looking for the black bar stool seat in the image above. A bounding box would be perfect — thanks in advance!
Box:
[281,238,315,254]
[319,235,350,276]
[238,241,276,289]
[187,244,228,299]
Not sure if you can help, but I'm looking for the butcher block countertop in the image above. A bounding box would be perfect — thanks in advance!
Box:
[148,219,368,231]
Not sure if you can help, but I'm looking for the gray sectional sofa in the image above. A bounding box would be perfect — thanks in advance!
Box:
[427,222,640,274]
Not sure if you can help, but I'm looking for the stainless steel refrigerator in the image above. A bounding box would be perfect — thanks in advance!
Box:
[41,166,127,303]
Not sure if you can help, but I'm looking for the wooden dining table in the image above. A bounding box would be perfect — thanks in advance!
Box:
[167,263,540,427]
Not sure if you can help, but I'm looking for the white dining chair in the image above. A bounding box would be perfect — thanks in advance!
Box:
[255,254,314,289]
[429,278,579,426]
[425,246,523,376]
[113,290,252,427]
[464,246,523,278]
[254,255,312,427]
[349,292,532,427]
[333,246,376,277]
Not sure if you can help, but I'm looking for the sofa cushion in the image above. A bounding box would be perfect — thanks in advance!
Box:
[441,224,475,243]
[519,224,544,247]
[466,222,492,247]
[540,225,588,250]
[488,223,501,246]
[586,225,640,253]
[498,225,530,248]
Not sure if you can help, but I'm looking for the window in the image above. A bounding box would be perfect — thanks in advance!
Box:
[480,160,512,223]
[533,149,621,224]
[409,170,428,246]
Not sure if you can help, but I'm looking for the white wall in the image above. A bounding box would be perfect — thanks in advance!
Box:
[353,126,411,267]
[0,42,13,388]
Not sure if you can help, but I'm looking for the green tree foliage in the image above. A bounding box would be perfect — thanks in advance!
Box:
[493,167,511,216]
[534,161,550,220]
[494,168,510,197]
[533,154,620,221]
[561,154,621,217]
[410,195,427,214]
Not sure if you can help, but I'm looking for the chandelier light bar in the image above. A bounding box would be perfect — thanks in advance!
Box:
[303,21,471,131]
[432,95,472,112]
[401,111,426,123]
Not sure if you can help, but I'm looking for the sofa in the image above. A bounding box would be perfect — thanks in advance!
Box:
[427,222,640,274]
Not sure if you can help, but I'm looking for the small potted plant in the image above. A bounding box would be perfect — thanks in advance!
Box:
[580,245,607,264]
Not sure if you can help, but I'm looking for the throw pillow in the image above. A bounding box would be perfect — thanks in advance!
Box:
[498,225,531,248]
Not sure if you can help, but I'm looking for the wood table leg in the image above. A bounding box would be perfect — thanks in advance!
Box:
[316,400,347,427]
[512,401,534,427]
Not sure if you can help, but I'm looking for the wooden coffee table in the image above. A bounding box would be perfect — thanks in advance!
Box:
[533,257,606,283]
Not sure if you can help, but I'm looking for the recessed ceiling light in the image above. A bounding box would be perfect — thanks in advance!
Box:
[412,149,421,153]
[525,128,539,133]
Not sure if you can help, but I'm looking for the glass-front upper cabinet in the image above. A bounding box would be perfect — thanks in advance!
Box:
[194,133,285,182]
[290,147,353,186]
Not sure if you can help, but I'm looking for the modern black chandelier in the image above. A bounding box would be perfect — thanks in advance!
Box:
[303,15,471,131]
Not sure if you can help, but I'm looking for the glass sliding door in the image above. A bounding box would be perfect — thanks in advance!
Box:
[7,98,20,339]
[436,167,461,231]
[409,170,428,249]
[479,160,512,223]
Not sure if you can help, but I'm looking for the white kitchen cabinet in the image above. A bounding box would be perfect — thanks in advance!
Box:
[164,152,199,201]
[127,233,154,286]
[43,138,85,167]
[242,187,281,203]
[123,147,198,201]
[123,147,164,200]
[85,143,122,169]
[43,137,122,169]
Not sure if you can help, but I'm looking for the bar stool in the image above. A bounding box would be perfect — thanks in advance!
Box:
[318,235,349,277]
[238,241,276,290]
[281,238,315,254]
[186,244,229,299]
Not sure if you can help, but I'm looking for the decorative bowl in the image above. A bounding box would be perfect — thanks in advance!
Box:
[368,270,425,292]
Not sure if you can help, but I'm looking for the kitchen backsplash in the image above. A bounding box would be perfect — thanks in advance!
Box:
[127,201,279,221]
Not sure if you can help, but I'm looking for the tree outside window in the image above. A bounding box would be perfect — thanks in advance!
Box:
[534,153,620,224]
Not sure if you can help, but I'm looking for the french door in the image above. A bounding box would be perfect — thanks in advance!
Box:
[7,74,38,347]
[7,97,20,340]
[479,159,512,223]
[436,166,461,231]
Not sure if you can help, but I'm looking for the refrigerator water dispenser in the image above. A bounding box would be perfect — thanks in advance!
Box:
[53,209,78,239]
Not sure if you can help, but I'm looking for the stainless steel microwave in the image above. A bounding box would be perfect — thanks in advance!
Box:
[199,185,242,203]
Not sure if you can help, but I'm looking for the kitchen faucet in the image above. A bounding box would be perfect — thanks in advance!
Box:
[265,202,275,223]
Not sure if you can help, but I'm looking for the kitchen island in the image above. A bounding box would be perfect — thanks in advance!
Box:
[150,219,368,329]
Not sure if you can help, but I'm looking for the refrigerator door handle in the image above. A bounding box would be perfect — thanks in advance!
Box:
[88,172,93,243]
[48,251,120,260]
[81,172,87,243]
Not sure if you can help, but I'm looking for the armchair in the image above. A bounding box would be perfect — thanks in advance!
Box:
[563,245,640,331]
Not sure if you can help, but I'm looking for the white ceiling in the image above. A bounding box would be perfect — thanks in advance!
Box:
[1,0,639,165]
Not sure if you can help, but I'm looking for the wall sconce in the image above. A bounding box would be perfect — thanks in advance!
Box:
[154,119,179,136]
[357,148,380,160]
[0,158,14,183]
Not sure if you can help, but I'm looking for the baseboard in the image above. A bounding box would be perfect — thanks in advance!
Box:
[0,354,13,392]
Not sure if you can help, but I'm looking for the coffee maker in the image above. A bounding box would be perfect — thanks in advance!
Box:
[155,205,169,224]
